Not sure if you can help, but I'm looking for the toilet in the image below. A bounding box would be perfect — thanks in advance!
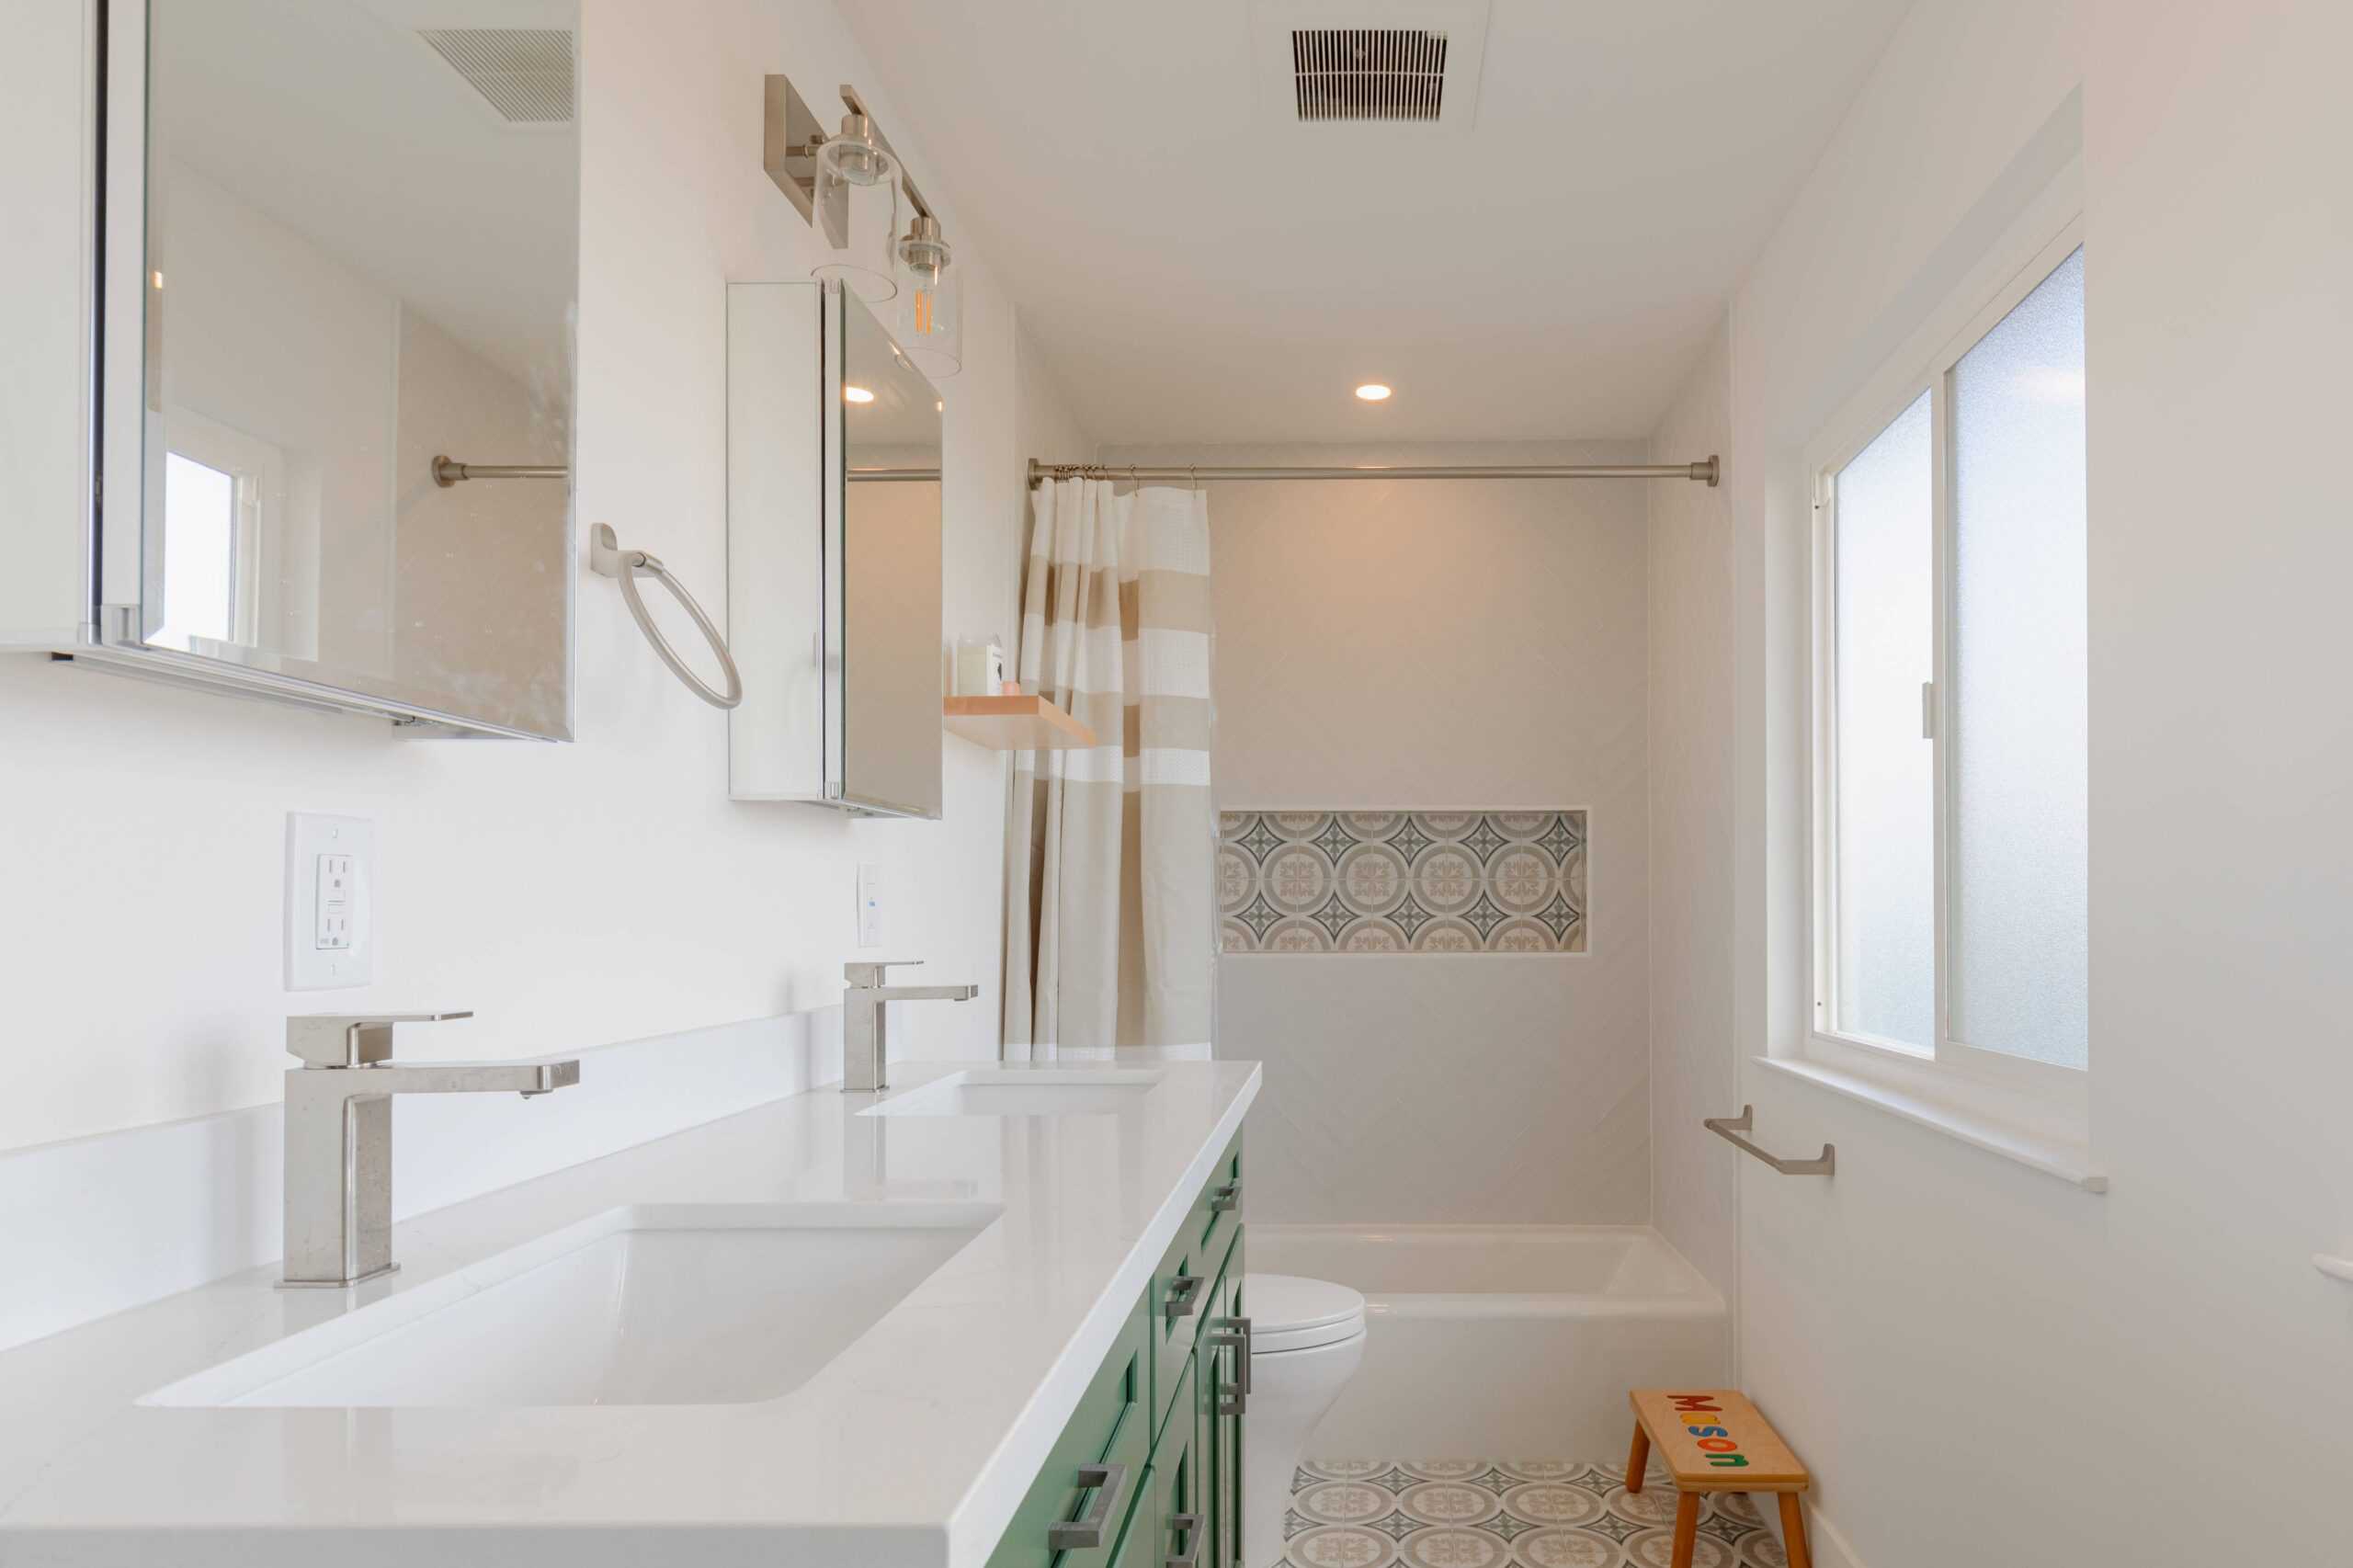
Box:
[1241,1273,1369,1568]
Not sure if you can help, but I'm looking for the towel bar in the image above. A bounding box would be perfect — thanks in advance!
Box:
[1704,1107,1835,1176]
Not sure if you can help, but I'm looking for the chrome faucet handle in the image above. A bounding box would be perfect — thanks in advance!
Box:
[844,960,922,988]
[287,1011,474,1068]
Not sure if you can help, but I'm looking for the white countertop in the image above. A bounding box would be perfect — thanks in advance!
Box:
[0,1060,1259,1566]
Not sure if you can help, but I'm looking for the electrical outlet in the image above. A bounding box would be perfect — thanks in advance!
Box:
[287,813,374,990]
[858,862,885,949]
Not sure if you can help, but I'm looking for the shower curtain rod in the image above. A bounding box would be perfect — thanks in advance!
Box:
[847,458,1720,486]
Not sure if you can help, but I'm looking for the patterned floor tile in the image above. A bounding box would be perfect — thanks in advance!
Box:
[1279,1460,1776,1568]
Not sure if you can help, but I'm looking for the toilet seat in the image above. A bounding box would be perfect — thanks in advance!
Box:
[1245,1273,1367,1353]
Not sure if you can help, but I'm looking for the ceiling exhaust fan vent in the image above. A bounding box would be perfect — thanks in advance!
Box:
[417,28,574,127]
[1291,28,1449,121]
[1253,1,1487,130]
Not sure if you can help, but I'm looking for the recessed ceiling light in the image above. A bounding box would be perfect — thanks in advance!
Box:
[843,385,875,403]
[1355,383,1392,402]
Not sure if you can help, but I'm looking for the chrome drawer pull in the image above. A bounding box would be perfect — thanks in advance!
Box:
[1206,1316,1252,1395]
[1208,1180,1241,1212]
[1164,1272,1203,1322]
[1166,1512,1202,1568]
[1211,1314,1252,1415]
[1049,1461,1131,1551]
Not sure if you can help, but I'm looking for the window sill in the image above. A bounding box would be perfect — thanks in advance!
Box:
[1754,1055,2108,1194]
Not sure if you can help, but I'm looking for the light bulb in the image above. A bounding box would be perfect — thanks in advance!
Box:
[897,216,952,345]
[1355,383,1392,402]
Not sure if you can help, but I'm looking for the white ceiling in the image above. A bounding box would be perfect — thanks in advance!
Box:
[844,0,1915,444]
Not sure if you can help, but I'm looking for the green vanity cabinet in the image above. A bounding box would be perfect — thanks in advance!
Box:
[991,1131,1245,1568]
[1200,1236,1245,1568]
[989,1294,1152,1568]
[1154,1359,1199,1568]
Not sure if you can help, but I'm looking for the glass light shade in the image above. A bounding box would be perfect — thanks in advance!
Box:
[895,216,961,378]
[811,117,899,303]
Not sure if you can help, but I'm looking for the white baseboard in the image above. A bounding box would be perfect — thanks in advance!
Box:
[0,1010,846,1354]
[1811,1506,1868,1568]
[1756,1494,1867,1568]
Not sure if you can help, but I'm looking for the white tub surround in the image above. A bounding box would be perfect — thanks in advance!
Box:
[0,1060,1259,1568]
[1251,1225,1726,1458]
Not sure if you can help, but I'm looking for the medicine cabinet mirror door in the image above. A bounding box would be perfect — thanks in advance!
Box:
[726,283,943,818]
[107,0,580,737]
[837,290,944,817]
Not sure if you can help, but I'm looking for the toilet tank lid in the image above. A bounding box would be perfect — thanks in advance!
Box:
[1243,1273,1366,1351]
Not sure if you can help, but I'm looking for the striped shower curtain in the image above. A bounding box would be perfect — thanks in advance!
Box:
[1002,478,1215,1053]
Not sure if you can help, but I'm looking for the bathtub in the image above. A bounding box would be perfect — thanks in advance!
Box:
[1248,1225,1727,1458]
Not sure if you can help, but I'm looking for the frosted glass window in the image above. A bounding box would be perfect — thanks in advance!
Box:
[155,452,236,652]
[1949,248,2087,1066]
[1832,392,1934,1049]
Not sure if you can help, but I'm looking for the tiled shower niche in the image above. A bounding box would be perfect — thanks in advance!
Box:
[1219,811,1587,954]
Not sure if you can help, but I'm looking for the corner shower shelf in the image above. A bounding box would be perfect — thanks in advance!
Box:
[942,696,1095,751]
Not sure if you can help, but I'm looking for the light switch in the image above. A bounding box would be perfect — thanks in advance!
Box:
[287,814,374,990]
[858,862,885,949]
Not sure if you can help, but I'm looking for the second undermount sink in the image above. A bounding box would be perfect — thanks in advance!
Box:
[860,1068,1167,1119]
[143,1201,999,1408]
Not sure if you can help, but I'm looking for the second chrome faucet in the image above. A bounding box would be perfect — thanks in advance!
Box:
[842,960,979,1092]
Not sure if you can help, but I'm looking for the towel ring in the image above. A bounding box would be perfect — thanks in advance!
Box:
[589,523,743,710]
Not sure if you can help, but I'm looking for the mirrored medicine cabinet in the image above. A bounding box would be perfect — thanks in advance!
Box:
[727,281,946,818]
[6,0,582,738]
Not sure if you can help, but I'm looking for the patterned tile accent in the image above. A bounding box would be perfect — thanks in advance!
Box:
[1281,1459,1786,1568]
[1219,812,1587,954]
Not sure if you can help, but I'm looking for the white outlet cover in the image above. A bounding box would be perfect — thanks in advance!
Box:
[286,812,374,991]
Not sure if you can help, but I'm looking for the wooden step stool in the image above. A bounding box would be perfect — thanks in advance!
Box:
[1626,1388,1812,1568]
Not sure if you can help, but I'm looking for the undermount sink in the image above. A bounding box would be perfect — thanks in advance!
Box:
[143,1201,999,1408]
[860,1068,1166,1119]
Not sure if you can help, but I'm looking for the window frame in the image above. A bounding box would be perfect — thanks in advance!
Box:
[155,405,277,652]
[1805,217,2087,1125]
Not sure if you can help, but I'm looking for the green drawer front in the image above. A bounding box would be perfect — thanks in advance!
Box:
[1153,1133,1246,1435]
[1153,1357,1199,1568]
[988,1295,1151,1568]
[1102,1466,1155,1568]
[1198,1134,1245,1288]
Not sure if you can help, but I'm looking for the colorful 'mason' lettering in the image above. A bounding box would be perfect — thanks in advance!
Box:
[1670,1393,1749,1468]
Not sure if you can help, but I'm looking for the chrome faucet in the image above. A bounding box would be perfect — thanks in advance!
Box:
[842,961,979,1092]
[279,1012,580,1288]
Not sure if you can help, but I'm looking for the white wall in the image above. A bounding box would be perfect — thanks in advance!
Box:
[1015,322,1097,477]
[1108,441,1652,1225]
[1644,325,1736,1300]
[0,0,1092,1155]
[1656,0,2353,1563]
